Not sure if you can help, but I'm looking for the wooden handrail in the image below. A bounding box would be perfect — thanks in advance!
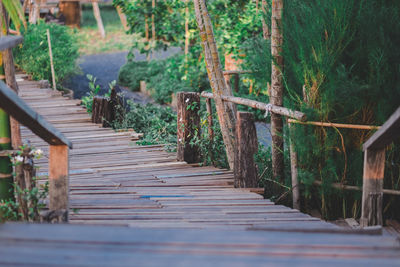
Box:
[0,81,72,148]
[363,106,400,150]
[200,91,307,121]
[360,106,400,228]
[0,36,23,51]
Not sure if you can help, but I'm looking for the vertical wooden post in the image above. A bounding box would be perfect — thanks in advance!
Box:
[234,112,258,188]
[46,29,57,91]
[205,98,214,142]
[177,92,200,163]
[92,1,105,38]
[360,148,385,227]
[49,145,69,222]
[289,123,300,210]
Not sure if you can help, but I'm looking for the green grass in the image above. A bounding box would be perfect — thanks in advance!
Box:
[75,3,138,55]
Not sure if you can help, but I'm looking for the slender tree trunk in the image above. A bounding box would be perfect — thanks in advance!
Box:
[116,6,129,31]
[270,0,284,182]
[184,0,190,57]
[145,15,149,41]
[193,0,236,169]
[0,5,14,201]
[151,0,156,41]
[261,0,270,40]
[92,2,105,38]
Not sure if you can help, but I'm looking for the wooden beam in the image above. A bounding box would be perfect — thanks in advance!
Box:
[223,70,252,75]
[0,36,23,51]
[288,119,380,130]
[363,106,400,150]
[360,148,385,227]
[177,92,201,164]
[49,144,69,222]
[234,112,258,188]
[0,81,72,148]
[201,91,306,121]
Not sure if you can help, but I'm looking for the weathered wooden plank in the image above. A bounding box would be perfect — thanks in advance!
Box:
[49,145,69,222]
[0,81,72,148]
[363,106,400,150]
[0,35,23,50]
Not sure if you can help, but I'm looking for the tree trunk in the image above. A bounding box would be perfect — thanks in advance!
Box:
[151,0,156,41]
[92,2,105,38]
[270,0,284,182]
[261,0,270,40]
[193,0,236,169]
[116,6,129,31]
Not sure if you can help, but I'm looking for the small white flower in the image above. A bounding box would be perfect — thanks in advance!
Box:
[185,98,190,103]
[179,118,183,122]
[178,138,182,142]
[14,155,24,163]
[33,149,43,157]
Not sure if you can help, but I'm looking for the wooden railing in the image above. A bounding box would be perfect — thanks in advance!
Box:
[0,36,72,222]
[360,106,400,227]
[176,91,400,228]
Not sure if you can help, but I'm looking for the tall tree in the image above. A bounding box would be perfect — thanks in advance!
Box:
[270,0,284,181]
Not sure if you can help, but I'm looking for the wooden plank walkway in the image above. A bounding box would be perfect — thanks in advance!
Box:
[2,75,399,266]
[16,75,336,230]
[1,223,399,266]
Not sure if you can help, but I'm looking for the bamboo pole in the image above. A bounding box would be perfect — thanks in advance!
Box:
[313,180,400,196]
[289,123,300,210]
[288,119,380,130]
[193,0,236,169]
[201,91,306,121]
[46,29,56,91]
[0,5,14,201]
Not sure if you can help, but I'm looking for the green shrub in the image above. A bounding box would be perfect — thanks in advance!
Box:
[112,101,177,146]
[14,22,79,87]
[118,61,149,91]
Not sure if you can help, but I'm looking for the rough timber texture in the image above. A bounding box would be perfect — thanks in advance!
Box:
[1,74,398,266]
[234,112,258,188]
[177,92,200,163]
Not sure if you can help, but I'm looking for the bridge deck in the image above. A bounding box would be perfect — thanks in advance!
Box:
[17,76,333,230]
[1,75,398,266]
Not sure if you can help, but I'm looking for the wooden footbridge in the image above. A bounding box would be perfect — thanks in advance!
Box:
[0,74,399,266]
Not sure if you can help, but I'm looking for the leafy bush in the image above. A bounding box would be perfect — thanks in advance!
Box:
[118,61,149,91]
[14,22,79,87]
[112,101,177,146]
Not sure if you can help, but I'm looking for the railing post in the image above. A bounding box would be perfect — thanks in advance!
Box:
[177,92,200,163]
[234,112,258,188]
[49,144,69,222]
[360,148,385,227]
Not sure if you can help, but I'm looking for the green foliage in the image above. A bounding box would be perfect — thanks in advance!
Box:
[118,61,149,91]
[112,101,177,146]
[0,147,48,222]
[81,75,115,113]
[119,53,208,104]
[14,22,79,87]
